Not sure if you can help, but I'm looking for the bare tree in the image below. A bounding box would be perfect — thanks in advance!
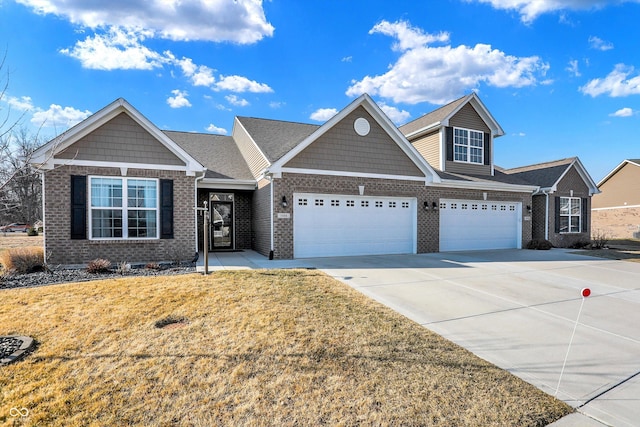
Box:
[0,127,43,225]
[0,50,43,226]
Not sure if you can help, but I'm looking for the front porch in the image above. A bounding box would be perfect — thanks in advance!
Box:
[194,249,311,272]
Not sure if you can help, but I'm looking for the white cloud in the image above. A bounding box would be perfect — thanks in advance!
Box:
[206,123,227,134]
[31,104,92,128]
[377,102,411,125]
[6,96,35,111]
[269,101,285,109]
[214,75,273,93]
[60,27,166,70]
[566,59,581,77]
[341,56,353,63]
[469,0,639,23]
[588,36,614,51]
[610,107,634,117]
[369,20,450,51]
[347,20,549,105]
[225,95,249,107]
[310,108,338,122]
[167,90,191,108]
[17,0,274,43]
[580,64,640,97]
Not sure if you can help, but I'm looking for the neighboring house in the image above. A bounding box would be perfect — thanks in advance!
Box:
[499,158,599,247]
[30,93,596,265]
[591,159,640,239]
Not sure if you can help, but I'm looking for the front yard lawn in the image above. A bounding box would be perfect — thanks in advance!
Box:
[1,270,572,426]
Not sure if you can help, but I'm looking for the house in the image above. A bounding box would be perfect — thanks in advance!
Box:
[591,159,640,239]
[30,93,597,265]
[499,158,599,247]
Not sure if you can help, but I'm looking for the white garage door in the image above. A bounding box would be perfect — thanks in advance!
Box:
[293,193,417,258]
[439,199,521,251]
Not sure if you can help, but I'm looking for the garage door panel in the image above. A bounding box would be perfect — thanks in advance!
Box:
[294,193,416,258]
[440,199,521,252]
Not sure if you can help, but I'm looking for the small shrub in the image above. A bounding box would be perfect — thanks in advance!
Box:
[145,262,162,271]
[591,229,609,249]
[87,258,112,274]
[526,239,553,250]
[568,240,591,249]
[0,246,45,274]
[27,227,39,236]
[116,261,131,275]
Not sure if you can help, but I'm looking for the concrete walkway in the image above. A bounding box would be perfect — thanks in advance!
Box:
[197,249,640,426]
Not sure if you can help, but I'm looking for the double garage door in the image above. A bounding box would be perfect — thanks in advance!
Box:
[439,199,522,252]
[293,193,416,258]
[292,194,521,257]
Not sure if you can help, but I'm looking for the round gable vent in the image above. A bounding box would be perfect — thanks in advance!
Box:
[354,117,370,136]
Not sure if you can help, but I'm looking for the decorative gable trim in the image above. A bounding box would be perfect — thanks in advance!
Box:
[404,93,505,140]
[268,94,440,183]
[543,158,600,196]
[597,159,640,187]
[30,98,205,176]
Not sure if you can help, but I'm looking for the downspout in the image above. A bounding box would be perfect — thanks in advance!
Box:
[544,190,550,240]
[268,174,275,260]
[40,171,47,265]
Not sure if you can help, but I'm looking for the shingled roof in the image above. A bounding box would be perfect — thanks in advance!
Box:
[500,157,577,188]
[236,117,320,163]
[399,95,468,136]
[164,131,254,181]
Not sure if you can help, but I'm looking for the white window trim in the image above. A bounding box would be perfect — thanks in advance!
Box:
[453,127,484,165]
[559,196,582,234]
[88,176,160,240]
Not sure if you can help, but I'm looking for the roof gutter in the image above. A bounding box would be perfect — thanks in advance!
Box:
[432,179,538,193]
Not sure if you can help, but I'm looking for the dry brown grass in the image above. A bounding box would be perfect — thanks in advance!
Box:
[0,247,44,274]
[0,233,43,252]
[0,271,571,426]
[576,239,640,263]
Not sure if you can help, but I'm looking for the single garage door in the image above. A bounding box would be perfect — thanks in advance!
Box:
[439,199,521,251]
[293,193,416,258]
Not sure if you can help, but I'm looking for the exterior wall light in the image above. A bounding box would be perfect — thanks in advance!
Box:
[432,202,438,210]
[281,196,288,208]
[424,201,429,211]
[526,205,532,213]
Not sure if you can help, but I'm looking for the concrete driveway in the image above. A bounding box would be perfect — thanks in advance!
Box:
[305,249,640,427]
[203,249,640,426]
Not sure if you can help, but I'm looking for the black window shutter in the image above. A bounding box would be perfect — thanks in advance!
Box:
[160,179,174,239]
[445,127,453,161]
[554,196,561,233]
[582,198,588,233]
[484,132,491,165]
[70,175,87,240]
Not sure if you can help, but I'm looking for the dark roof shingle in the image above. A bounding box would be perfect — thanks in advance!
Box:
[236,117,319,163]
[164,131,255,180]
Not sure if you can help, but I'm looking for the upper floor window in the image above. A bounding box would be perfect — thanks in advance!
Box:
[89,177,158,239]
[454,128,484,164]
[559,197,581,233]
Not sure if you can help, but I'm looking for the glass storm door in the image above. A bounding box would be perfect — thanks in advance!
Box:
[210,193,233,249]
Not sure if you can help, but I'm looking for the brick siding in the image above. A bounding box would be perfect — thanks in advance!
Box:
[44,165,195,265]
[270,173,532,259]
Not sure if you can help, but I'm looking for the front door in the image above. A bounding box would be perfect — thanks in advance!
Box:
[210,193,234,250]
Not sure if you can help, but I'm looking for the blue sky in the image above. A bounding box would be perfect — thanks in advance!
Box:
[1,0,640,182]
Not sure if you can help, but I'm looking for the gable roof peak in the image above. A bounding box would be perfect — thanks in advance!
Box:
[503,157,577,174]
[399,92,504,139]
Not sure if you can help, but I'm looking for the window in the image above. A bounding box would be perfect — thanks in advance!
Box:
[90,177,158,239]
[559,197,581,233]
[454,127,484,164]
